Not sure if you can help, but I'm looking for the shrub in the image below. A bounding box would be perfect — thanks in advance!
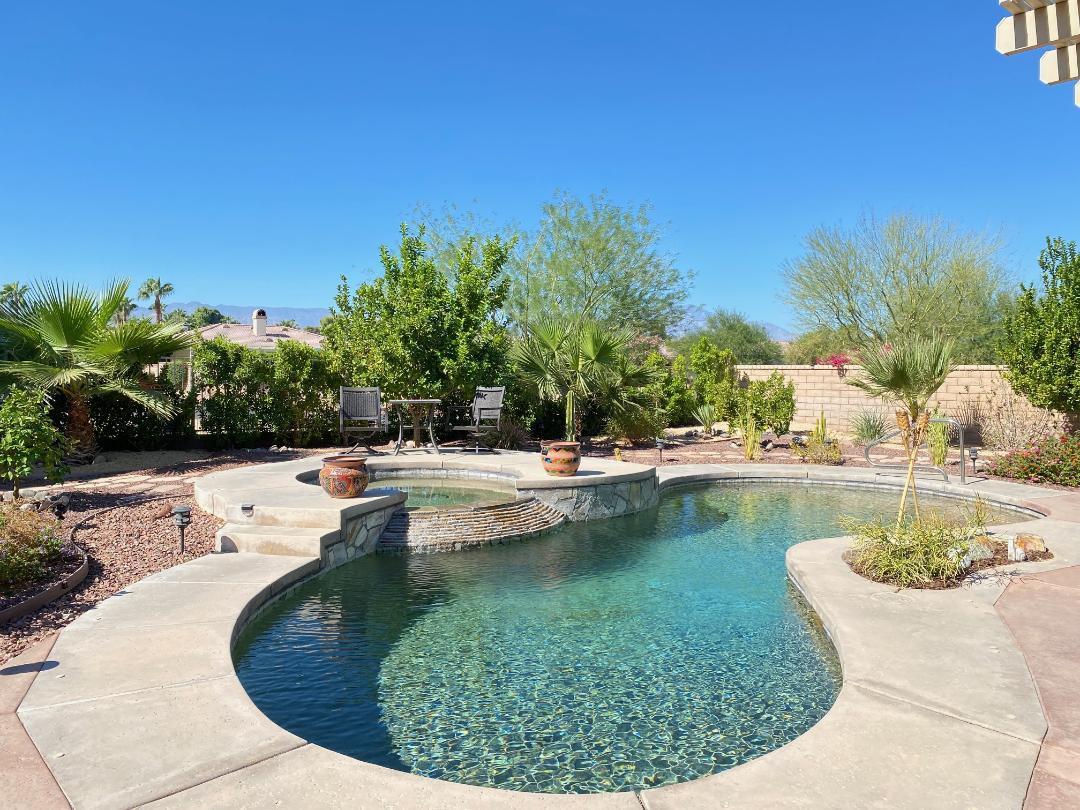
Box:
[0,389,68,498]
[607,406,667,445]
[481,419,529,450]
[734,409,759,460]
[989,434,1080,486]
[849,409,889,446]
[0,504,63,595]
[745,372,796,435]
[927,410,949,467]
[792,410,843,465]
[88,369,196,452]
[691,403,717,436]
[844,510,987,588]
[978,381,1063,452]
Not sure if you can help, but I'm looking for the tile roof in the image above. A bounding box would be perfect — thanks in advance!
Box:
[195,322,323,350]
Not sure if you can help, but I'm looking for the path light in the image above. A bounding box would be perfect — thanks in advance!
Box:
[172,505,192,555]
[968,447,979,476]
[656,439,666,464]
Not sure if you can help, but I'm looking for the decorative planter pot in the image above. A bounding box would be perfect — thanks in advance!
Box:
[542,441,581,477]
[319,455,369,499]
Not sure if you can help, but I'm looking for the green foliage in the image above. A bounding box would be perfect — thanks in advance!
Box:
[990,434,1080,486]
[848,336,955,419]
[849,409,890,446]
[687,337,739,419]
[691,403,717,435]
[844,510,987,588]
[741,371,796,435]
[736,409,760,460]
[88,371,196,452]
[506,192,690,338]
[1000,238,1080,415]
[137,277,175,323]
[782,213,1012,362]
[679,309,784,365]
[187,307,236,328]
[265,341,340,446]
[277,318,299,329]
[793,410,843,465]
[323,225,512,405]
[784,327,851,364]
[927,411,949,467]
[0,389,68,498]
[664,354,697,426]
[0,504,63,595]
[1,282,29,315]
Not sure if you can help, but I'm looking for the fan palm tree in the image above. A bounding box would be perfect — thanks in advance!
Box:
[847,335,955,525]
[511,317,639,441]
[1,281,30,314]
[137,277,175,323]
[114,296,138,325]
[0,280,193,459]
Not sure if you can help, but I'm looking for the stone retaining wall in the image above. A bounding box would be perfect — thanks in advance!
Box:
[324,503,400,568]
[377,498,566,553]
[520,474,659,521]
[737,364,1053,434]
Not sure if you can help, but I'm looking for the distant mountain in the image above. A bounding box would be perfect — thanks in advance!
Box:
[763,322,796,343]
[134,301,331,328]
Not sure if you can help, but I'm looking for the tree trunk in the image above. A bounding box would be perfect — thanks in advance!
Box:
[564,390,576,442]
[66,389,97,462]
[410,404,424,447]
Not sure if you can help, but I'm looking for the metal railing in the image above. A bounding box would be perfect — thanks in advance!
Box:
[862,416,966,485]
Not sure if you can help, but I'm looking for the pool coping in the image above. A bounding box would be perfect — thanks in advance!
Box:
[14,462,1080,808]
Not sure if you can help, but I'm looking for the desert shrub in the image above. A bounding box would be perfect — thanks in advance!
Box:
[691,403,717,436]
[989,434,1080,486]
[844,509,987,588]
[744,371,796,435]
[927,410,949,467]
[481,419,530,450]
[734,409,759,460]
[792,410,843,465]
[979,381,1063,452]
[849,409,890,446]
[89,369,196,452]
[0,504,63,595]
[607,406,667,445]
[0,388,68,498]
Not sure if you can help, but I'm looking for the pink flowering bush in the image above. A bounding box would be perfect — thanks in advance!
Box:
[989,434,1080,486]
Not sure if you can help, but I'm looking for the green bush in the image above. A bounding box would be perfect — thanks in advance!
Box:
[743,372,796,435]
[844,510,987,588]
[989,434,1080,486]
[849,409,890,446]
[0,388,68,498]
[792,411,843,465]
[691,403,717,436]
[606,405,667,445]
[0,504,63,595]
[89,369,196,452]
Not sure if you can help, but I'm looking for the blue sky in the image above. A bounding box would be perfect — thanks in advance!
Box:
[1,2,1077,330]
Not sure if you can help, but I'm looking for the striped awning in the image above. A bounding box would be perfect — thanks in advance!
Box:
[997,0,1080,107]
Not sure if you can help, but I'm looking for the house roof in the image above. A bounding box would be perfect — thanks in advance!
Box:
[195,322,323,350]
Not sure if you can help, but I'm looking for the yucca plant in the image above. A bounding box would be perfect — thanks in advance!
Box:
[691,403,717,436]
[847,336,955,526]
[0,280,194,459]
[849,409,890,446]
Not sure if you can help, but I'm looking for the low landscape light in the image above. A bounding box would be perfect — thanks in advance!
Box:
[968,447,979,475]
[171,505,192,554]
[656,439,666,464]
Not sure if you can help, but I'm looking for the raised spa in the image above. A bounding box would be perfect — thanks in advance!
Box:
[366,475,516,509]
[234,482,1027,794]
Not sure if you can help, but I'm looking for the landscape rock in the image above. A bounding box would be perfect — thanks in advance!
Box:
[1008,537,1026,562]
[1016,533,1046,554]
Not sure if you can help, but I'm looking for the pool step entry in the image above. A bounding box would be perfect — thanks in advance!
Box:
[377,497,566,553]
[216,523,340,558]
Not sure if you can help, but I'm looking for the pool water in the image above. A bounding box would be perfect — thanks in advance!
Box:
[234,483,1022,794]
[366,476,516,509]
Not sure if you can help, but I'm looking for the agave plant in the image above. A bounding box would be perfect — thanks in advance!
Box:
[510,317,642,441]
[847,335,955,525]
[0,280,193,459]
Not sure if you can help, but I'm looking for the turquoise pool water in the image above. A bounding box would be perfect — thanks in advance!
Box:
[365,476,516,509]
[233,483,1012,794]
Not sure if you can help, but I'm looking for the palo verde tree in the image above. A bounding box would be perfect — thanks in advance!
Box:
[999,237,1080,422]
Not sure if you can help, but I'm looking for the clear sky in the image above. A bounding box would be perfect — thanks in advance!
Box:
[1,2,1077,329]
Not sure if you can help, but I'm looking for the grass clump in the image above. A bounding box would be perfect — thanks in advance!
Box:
[0,503,63,596]
[844,503,989,588]
[849,409,890,446]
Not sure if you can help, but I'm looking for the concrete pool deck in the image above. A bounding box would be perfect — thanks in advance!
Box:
[6,461,1080,808]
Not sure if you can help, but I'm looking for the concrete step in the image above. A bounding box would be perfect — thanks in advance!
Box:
[216,523,340,557]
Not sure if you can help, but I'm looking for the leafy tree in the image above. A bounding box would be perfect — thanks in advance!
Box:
[193,337,273,446]
[847,336,955,526]
[0,388,68,498]
[737,371,796,435]
[137,277,175,324]
[1,282,30,315]
[165,308,187,325]
[511,317,653,441]
[323,225,513,442]
[679,309,784,364]
[686,337,739,419]
[1000,238,1080,419]
[187,306,236,329]
[114,296,138,325]
[783,214,1011,362]
[784,326,851,364]
[277,318,299,329]
[266,340,341,445]
[507,192,690,338]
[0,280,192,458]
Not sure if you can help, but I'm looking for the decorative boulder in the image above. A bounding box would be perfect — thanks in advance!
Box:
[1016,533,1046,555]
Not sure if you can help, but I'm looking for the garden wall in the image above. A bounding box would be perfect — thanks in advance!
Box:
[735,365,1044,434]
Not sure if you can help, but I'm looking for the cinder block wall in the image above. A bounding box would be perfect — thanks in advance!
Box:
[735,365,1035,434]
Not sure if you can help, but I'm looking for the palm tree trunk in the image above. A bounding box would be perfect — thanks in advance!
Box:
[66,389,97,462]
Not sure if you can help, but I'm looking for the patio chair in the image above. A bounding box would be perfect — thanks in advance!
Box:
[339,386,388,453]
[448,387,505,453]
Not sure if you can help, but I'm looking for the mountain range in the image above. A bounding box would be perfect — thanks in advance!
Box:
[136,301,332,328]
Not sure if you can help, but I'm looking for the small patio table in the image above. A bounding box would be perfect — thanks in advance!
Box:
[387,399,442,455]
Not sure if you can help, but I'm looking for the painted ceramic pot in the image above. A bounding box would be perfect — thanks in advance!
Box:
[542,441,581,477]
[319,455,369,499]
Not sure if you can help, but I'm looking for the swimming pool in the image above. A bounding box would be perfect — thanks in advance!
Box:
[365,476,516,509]
[233,482,1022,794]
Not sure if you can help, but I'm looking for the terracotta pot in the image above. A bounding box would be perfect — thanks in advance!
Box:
[319,455,369,498]
[542,441,581,477]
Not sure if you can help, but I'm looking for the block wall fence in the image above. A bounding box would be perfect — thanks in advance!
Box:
[735,365,1040,434]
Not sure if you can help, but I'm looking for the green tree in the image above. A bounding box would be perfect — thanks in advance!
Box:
[114,296,138,325]
[137,277,175,324]
[267,340,341,445]
[679,309,784,364]
[187,306,235,329]
[784,326,851,364]
[277,318,299,329]
[1000,238,1080,419]
[192,337,272,446]
[323,225,513,442]
[1,282,30,315]
[0,388,68,498]
[511,318,648,441]
[847,336,955,525]
[783,213,1011,362]
[0,280,192,458]
[687,337,739,419]
[507,192,690,337]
